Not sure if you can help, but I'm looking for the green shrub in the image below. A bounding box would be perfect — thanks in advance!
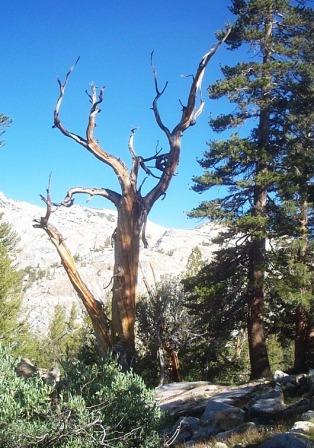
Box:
[63,358,162,447]
[0,344,161,447]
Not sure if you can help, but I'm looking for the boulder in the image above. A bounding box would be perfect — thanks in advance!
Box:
[281,398,312,419]
[215,421,257,440]
[248,394,286,417]
[156,382,258,418]
[190,424,217,442]
[40,367,61,385]
[255,387,283,400]
[15,358,61,385]
[301,410,314,421]
[273,370,289,381]
[290,420,314,435]
[259,433,314,448]
[15,358,37,378]
[167,416,200,444]
[213,443,228,448]
[200,400,245,432]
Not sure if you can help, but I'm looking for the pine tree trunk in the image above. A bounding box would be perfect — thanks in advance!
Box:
[247,229,271,379]
[294,198,310,372]
[306,324,314,369]
[111,196,144,367]
[246,16,273,380]
[294,305,310,372]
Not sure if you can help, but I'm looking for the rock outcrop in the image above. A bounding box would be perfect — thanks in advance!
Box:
[15,358,60,385]
[157,371,314,446]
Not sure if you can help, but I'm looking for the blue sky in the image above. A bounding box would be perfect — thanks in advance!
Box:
[1,0,236,228]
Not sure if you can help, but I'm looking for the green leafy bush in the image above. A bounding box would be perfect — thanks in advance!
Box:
[0,344,161,447]
[63,358,162,448]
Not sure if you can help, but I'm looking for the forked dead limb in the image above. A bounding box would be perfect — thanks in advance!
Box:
[34,184,112,354]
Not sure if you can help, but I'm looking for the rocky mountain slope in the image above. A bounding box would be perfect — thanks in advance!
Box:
[0,193,221,331]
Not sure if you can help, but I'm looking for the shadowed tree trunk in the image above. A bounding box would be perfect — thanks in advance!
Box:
[294,197,312,372]
[294,305,310,372]
[306,324,314,369]
[247,231,271,379]
[35,31,231,365]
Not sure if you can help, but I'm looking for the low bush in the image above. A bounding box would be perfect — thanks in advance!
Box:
[0,344,161,447]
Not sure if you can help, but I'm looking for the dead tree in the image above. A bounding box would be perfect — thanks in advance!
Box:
[36,32,231,365]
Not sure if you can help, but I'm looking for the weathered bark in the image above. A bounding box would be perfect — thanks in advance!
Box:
[34,204,111,356]
[163,343,182,383]
[111,196,145,365]
[169,350,182,383]
[36,31,231,364]
[157,347,166,386]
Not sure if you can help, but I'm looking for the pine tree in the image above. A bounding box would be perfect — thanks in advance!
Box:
[185,246,205,278]
[46,303,86,364]
[190,0,311,379]
[271,6,314,370]
[0,214,24,344]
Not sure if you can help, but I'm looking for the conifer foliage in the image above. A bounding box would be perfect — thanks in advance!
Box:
[188,0,313,379]
[0,214,24,345]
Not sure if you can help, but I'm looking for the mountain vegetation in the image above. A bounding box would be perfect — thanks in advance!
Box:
[0,0,313,446]
[185,0,314,380]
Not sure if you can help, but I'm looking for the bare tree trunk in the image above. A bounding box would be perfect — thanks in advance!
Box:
[36,31,231,366]
[111,197,144,366]
[164,343,182,382]
[169,350,182,382]
[158,347,166,386]
[34,213,112,356]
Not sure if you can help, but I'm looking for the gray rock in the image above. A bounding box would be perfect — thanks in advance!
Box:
[301,410,314,421]
[284,382,298,393]
[16,359,60,385]
[15,358,37,378]
[259,433,314,448]
[249,395,285,417]
[200,400,245,432]
[168,428,192,445]
[190,424,217,442]
[281,398,312,418]
[40,367,61,385]
[214,443,228,448]
[273,370,289,380]
[290,420,314,434]
[273,371,297,385]
[216,422,257,440]
[167,416,200,444]
[256,387,283,400]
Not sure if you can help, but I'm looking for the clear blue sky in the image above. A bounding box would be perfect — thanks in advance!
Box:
[1,0,236,228]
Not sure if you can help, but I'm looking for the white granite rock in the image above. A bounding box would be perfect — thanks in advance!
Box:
[0,192,221,332]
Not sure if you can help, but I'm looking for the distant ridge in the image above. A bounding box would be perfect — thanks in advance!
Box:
[0,192,220,331]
